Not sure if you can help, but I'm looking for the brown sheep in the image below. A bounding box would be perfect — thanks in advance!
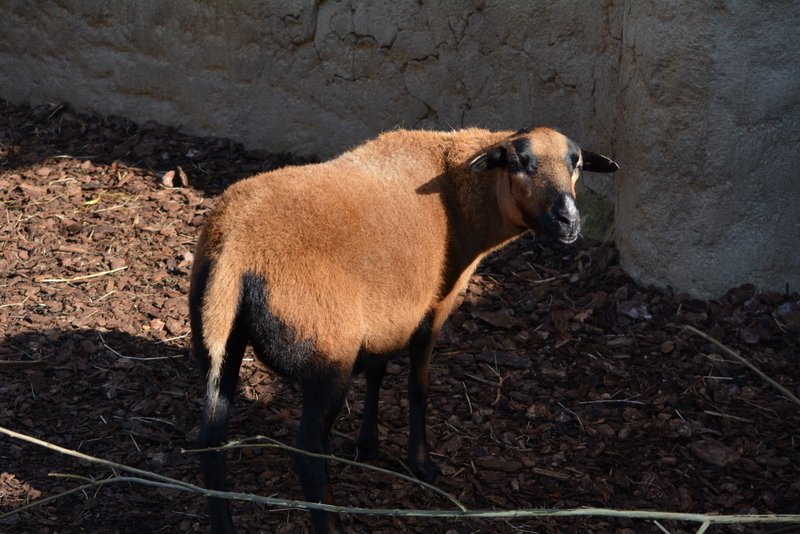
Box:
[190,126,618,533]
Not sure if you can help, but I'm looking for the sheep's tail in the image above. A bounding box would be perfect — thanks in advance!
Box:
[201,257,243,391]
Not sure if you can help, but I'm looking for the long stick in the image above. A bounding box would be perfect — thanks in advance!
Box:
[2,425,800,527]
[186,435,468,512]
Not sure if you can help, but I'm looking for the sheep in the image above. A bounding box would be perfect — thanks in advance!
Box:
[190,126,618,534]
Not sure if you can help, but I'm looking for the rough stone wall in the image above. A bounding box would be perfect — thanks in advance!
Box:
[0,0,620,158]
[614,1,800,299]
[1,0,798,299]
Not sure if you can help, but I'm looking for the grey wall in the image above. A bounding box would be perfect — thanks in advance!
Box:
[1,0,797,299]
[614,2,800,299]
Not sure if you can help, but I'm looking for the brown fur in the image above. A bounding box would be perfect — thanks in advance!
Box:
[198,128,584,365]
[191,126,617,534]
[200,129,500,369]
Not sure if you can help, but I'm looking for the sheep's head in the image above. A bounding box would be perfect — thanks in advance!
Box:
[471,127,618,244]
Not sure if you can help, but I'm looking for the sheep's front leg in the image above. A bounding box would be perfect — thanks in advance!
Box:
[355,353,388,461]
[406,317,440,484]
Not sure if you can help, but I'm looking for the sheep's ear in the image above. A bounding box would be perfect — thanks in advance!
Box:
[581,149,619,173]
[470,146,506,172]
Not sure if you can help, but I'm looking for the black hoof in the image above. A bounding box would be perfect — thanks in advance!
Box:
[310,510,344,534]
[355,438,381,461]
[412,458,440,485]
[209,503,236,534]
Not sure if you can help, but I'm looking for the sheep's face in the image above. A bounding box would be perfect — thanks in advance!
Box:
[471,127,618,244]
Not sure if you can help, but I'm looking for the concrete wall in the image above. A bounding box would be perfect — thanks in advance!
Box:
[1,0,798,299]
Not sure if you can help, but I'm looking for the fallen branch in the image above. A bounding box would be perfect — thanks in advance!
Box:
[1,424,799,533]
[185,435,467,512]
[683,325,800,411]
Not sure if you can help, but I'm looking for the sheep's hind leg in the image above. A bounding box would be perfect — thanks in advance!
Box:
[195,322,248,534]
[295,363,352,534]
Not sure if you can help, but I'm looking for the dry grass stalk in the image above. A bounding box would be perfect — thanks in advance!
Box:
[683,325,800,411]
[39,266,128,283]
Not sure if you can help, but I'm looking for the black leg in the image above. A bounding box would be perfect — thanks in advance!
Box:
[295,363,351,534]
[355,353,388,461]
[407,316,440,483]
[195,324,248,534]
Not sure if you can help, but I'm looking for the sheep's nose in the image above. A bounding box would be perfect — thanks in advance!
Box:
[552,195,579,225]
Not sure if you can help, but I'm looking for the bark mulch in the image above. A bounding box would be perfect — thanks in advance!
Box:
[1,99,799,534]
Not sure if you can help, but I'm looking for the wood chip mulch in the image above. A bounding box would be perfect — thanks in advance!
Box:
[1,100,799,534]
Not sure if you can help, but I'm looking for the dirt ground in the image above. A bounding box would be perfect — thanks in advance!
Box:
[1,100,799,534]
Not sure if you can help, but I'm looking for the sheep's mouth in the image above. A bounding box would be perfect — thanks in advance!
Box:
[540,217,580,244]
[536,195,581,244]
[556,229,580,244]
